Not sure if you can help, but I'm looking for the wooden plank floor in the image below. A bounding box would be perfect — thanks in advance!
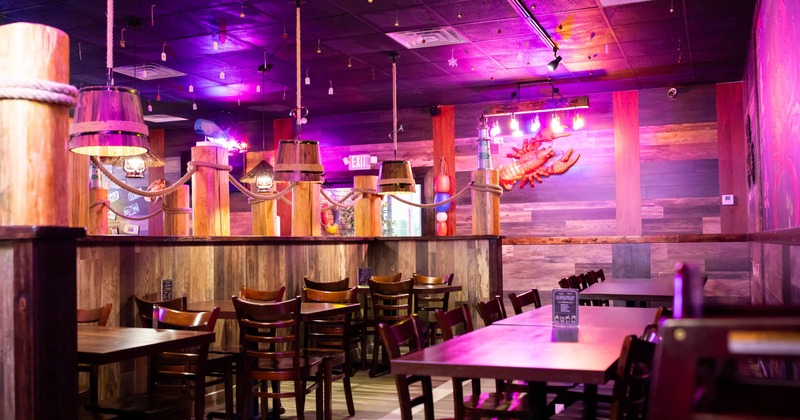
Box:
[207,372,468,419]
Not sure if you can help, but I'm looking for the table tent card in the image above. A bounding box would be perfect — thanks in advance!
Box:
[552,289,579,327]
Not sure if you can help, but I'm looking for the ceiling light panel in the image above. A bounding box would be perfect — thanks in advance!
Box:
[387,26,467,49]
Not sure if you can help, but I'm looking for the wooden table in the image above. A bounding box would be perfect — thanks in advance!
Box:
[77,326,215,403]
[391,306,652,419]
[355,283,463,295]
[187,300,361,320]
[579,278,674,306]
[495,305,658,329]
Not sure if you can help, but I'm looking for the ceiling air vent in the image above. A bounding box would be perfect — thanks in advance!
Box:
[387,26,467,49]
[599,0,655,6]
[114,63,186,80]
[143,114,188,123]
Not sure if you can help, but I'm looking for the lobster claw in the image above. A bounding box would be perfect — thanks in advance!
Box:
[551,149,580,174]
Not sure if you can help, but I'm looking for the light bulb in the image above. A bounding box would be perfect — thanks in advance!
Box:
[219,71,225,80]
[551,114,564,133]
[188,84,194,93]
[509,114,519,131]
[192,101,197,111]
[147,100,152,112]
[328,81,333,95]
[161,43,167,61]
[512,129,523,138]
[213,40,219,50]
[256,84,261,93]
[161,52,166,61]
[142,68,147,79]
[530,115,541,134]
[572,114,585,131]
[489,120,501,137]
[305,76,311,85]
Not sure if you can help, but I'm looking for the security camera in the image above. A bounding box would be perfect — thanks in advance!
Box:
[667,87,678,98]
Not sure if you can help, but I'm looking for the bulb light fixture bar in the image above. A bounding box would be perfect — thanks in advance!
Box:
[483,96,590,118]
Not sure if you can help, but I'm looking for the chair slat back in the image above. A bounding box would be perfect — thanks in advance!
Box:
[77,302,113,326]
[434,304,474,340]
[133,295,187,328]
[369,279,413,324]
[477,296,507,326]
[233,297,301,361]
[508,289,541,315]
[303,277,350,291]
[240,285,286,302]
[370,273,402,283]
[153,306,219,332]
[378,316,424,360]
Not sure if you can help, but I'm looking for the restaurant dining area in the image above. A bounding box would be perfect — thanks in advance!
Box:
[2,0,800,419]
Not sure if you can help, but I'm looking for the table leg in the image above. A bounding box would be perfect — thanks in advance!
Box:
[526,381,547,420]
[582,384,598,420]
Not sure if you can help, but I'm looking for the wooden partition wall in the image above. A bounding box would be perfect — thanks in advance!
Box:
[75,235,502,399]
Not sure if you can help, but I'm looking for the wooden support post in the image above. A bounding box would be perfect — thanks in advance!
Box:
[147,129,165,236]
[68,150,89,228]
[471,170,500,235]
[354,175,382,236]
[88,188,108,235]
[613,91,642,236]
[432,105,456,235]
[163,185,190,236]
[0,23,70,226]
[191,144,230,236]
[246,151,278,236]
[274,118,294,236]
[292,182,321,236]
[0,226,83,420]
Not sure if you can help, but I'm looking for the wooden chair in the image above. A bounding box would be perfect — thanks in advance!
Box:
[232,296,323,420]
[301,287,358,419]
[240,285,286,302]
[435,304,528,418]
[132,295,187,328]
[649,313,800,419]
[558,277,572,289]
[87,307,229,420]
[77,303,113,404]
[367,278,413,377]
[412,273,453,345]
[377,316,434,420]
[553,335,657,420]
[477,295,507,326]
[508,288,542,315]
[303,277,350,291]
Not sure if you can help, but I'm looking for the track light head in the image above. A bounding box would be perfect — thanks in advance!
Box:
[548,55,562,71]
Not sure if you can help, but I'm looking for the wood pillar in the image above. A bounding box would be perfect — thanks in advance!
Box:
[354,175,382,236]
[163,185,190,236]
[191,144,230,236]
[471,170,501,235]
[274,118,294,236]
[0,226,83,420]
[716,82,748,234]
[613,91,642,236]
[68,150,89,228]
[432,105,457,235]
[246,151,278,236]
[147,129,165,236]
[88,188,108,235]
[292,182,321,236]
[0,23,70,226]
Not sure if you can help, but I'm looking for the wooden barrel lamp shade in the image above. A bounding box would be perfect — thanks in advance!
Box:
[68,86,150,157]
[273,139,324,183]
[377,160,416,194]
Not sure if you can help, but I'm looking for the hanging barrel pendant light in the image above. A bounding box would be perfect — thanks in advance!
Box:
[377,52,415,195]
[273,0,324,183]
[69,0,149,157]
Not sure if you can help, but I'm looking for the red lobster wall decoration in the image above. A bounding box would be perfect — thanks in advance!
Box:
[498,126,580,190]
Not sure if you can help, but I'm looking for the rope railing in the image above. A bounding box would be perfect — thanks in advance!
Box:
[0,78,79,107]
[227,174,299,202]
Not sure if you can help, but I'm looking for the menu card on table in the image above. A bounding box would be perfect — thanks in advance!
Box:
[358,267,372,286]
[552,289,579,327]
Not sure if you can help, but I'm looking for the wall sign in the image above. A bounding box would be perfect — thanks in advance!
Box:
[552,289,579,327]
[357,267,372,286]
[348,154,373,170]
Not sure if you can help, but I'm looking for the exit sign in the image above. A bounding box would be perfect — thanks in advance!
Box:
[348,154,372,170]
